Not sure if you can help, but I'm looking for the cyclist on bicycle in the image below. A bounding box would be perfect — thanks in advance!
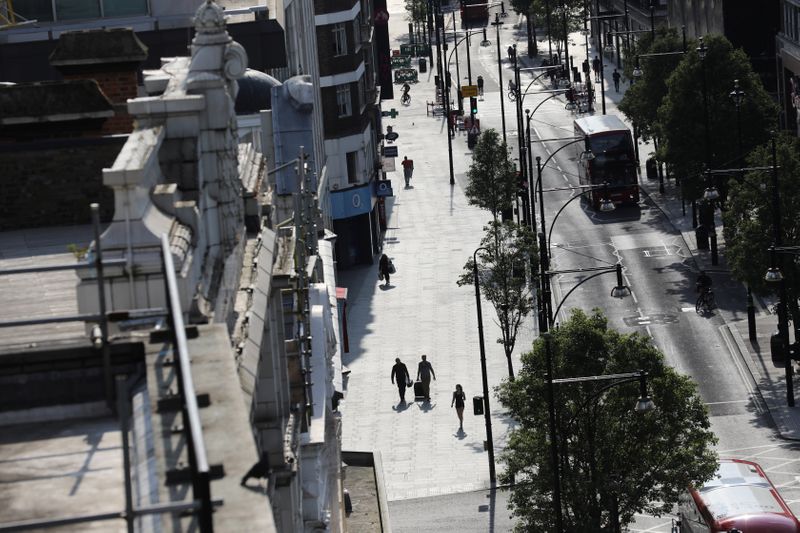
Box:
[401,82,411,104]
[696,270,712,296]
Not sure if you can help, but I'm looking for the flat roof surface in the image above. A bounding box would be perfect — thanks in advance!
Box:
[0,417,126,531]
[0,225,95,350]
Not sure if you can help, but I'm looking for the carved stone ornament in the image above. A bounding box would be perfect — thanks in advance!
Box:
[195,0,226,35]
[223,41,247,81]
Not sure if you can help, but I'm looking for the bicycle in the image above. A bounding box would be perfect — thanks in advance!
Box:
[696,288,715,313]
[401,91,411,105]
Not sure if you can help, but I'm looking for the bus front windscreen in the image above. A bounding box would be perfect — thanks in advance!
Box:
[588,132,636,186]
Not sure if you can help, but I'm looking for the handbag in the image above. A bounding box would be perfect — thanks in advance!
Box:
[388,260,396,274]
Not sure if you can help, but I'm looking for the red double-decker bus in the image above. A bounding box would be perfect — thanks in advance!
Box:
[573,114,639,209]
[675,459,800,532]
[460,0,488,24]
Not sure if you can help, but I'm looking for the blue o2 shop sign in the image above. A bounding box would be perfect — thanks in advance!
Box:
[330,182,379,220]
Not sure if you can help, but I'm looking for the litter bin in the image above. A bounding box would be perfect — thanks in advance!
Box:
[646,157,658,180]
[468,131,478,149]
[771,332,786,366]
[419,57,427,73]
[473,396,484,415]
[695,225,709,250]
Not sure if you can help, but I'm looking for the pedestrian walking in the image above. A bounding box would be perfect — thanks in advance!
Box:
[416,354,436,401]
[612,69,621,92]
[582,58,590,81]
[507,45,514,61]
[476,75,484,97]
[401,156,414,188]
[391,358,411,403]
[378,253,393,287]
[592,55,601,82]
[451,384,466,430]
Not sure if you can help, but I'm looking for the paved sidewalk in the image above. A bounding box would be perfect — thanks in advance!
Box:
[338,0,535,505]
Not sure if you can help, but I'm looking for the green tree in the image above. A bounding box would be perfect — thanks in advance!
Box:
[722,133,800,327]
[457,220,537,379]
[618,27,685,142]
[498,309,718,532]
[405,0,429,43]
[657,34,777,201]
[465,128,517,221]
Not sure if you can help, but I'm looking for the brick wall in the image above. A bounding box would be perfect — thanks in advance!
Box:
[62,69,137,134]
[0,138,123,230]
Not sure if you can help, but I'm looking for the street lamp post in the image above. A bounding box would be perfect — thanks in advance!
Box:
[729,79,756,338]
[512,45,527,224]
[433,4,456,186]
[491,12,507,144]
[767,244,794,408]
[545,0,553,63]
[543,332,563,532]
[543,332,654,533]
[705,135,789,404]
[533,137,594,329]
[473,246,497,483]
[697,37,716,263]
[452,14,462,113]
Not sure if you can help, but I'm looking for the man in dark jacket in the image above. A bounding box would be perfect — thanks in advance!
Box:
[391,358,411,402]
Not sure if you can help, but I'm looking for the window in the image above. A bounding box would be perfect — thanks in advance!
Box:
[332,23,347,56]
[15,0,147,22]
[336,84,352,117]
[346,152,358,184]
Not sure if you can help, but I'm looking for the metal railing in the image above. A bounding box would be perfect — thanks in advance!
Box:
[0,204,220,531]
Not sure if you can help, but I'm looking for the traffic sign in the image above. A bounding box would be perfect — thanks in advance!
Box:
[383,145,398,157]
[385,131,399,142]
[381,108,399,118]
[461,85,478,98]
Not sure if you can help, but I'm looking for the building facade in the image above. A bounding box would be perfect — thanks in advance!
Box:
[776,0,800,134]
[315,0,383,268]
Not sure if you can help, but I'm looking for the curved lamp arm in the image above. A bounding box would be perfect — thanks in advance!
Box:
[534,137,585,203]
[522,69,561,101]
[547,183,610,257]
[447,34,470,70]
[549,264,629,327]
[529,90,567,118]
[560,371,651,432]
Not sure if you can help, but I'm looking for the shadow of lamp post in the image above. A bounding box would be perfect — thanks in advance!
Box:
[472,246,497,483]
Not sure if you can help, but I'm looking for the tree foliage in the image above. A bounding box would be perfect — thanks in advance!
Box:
[722,133,800,322]
[498,310,718,532]
[457,220,537,379]
[465,128,517,221]
[657,34,777,200]
[404,0,428,24]
[618,27,685,142]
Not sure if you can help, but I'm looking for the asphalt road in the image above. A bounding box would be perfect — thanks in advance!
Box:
[464,15,800,529]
